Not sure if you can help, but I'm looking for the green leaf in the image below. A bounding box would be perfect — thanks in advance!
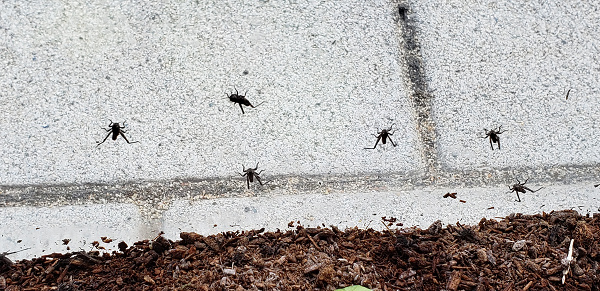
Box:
[335,286,372,291]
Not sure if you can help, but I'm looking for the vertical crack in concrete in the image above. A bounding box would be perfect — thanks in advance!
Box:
[396,3,439,183]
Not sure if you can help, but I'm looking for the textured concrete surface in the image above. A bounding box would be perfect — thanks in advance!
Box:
[162,184,598,238]
[2,0,600,260]
[3,184,598,260]
[416,0,600,169]
[0,0,419,186]
[1,204,142,260]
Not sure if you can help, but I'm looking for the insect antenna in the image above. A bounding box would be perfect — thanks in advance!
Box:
[3,247,32,255]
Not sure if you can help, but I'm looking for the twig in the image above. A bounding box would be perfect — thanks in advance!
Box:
[562,238,574,284]
[0,247,32,267]
[152,231,165,241]
[1,247,31,256]
[56,262,71,283]
[74,251,102,264]
[305,232,321,251]
[381,221,396,237]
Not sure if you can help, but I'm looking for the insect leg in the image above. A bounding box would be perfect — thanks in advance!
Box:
[96,131,113,147]
[388,136,397,147]
[489,137,494,150]
[239,103,245,114]
[364,136,382,149]
[120,133,139,144]
[255,175,263,186]
[498,125,506,134]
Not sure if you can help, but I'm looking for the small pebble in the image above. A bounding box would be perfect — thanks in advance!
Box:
[512,240,527,251]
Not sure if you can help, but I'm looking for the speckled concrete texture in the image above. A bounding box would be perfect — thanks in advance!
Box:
[0,0,419,186]
[413,1,600,169]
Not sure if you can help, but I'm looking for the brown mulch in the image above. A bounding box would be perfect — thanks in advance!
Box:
[1,210,599,290]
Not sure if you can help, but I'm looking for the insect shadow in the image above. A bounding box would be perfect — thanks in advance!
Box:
[481,126,506,150]
[508,178,543,202]
[239,162,265,189]
[226,87,264,114]
[365,124,397,149]
[97,120,139,147]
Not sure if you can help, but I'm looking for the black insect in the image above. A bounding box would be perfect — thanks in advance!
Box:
[364,125,397,149]
[509,178,543,202]
[239,163,264,189]
[227,88,263,114]
[97,120,139,147]
[481,126,506,150]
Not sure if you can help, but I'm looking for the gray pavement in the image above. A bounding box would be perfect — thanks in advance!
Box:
[2,0,600,260]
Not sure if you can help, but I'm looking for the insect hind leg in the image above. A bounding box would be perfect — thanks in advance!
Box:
[388,136,397,147]
[120,133,139,144]
[364,136,381,149]
[96,132,112,147]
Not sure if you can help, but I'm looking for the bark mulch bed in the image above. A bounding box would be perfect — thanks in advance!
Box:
[1,210,599,290]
